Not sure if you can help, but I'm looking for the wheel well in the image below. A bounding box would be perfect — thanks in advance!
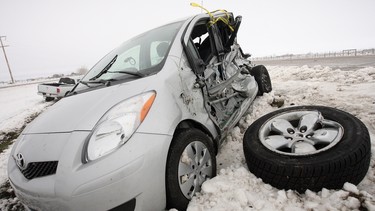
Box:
[173,120,218,154]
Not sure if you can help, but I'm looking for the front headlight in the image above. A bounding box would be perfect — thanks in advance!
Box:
[84,91,156,162]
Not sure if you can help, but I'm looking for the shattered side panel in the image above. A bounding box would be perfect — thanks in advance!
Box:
[174,12,261,143]
[177,53,218,137]
[202,43,258,132]
[161,53,219,139]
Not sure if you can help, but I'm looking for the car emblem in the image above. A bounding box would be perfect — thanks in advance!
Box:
[15,153,27,170]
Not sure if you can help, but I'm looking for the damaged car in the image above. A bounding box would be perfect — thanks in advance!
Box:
[8,10,271,211]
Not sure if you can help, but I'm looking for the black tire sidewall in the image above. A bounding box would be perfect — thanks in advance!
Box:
[251,65,272,95]
[166,129,217,210]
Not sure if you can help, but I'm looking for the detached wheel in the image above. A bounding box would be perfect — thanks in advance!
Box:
[243,106,371,192]
[251,65,272,96]
[166,129,216,210]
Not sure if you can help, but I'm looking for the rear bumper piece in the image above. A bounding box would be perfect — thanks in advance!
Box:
[37,92,57,98]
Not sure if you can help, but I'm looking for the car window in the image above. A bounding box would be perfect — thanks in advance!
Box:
[80,21,183,84]
[150,41,170,66]
[111,45,140,71]
[190,23,212,63]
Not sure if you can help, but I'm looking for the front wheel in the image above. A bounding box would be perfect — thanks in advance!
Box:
[166,129,216,210]
[243,106,371,192]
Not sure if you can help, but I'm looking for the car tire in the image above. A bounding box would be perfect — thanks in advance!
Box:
[251,65,272,96]
[45,97,54,102]
[243,106,371,192]
[166,128,217,210]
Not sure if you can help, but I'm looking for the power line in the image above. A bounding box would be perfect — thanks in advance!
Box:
[0,36,15,83]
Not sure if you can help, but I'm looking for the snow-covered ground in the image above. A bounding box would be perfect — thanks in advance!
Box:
[0,65,374,210]
[187,65,375,211]
[0,84,53,132]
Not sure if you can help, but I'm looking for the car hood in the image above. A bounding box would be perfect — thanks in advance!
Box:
[23,78,152,134]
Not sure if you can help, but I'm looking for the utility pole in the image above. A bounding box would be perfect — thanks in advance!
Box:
[0,36,15,83]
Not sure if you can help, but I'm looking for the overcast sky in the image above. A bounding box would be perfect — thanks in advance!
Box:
[0,0,374,81]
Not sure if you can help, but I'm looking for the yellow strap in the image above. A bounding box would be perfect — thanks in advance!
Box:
[210,9,230,20]
[209,17,234,31]
[190,2,234,31]
[190,2,214,20]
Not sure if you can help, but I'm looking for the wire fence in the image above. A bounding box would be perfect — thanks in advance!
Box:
[252,48,375,61]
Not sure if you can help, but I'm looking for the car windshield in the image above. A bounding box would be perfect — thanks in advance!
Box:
[80,21,184,84]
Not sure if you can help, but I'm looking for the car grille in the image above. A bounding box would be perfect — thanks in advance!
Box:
[18,161,58,180]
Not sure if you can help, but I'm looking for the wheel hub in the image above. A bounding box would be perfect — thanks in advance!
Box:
[259,110,344,156]
[178,141,213,199]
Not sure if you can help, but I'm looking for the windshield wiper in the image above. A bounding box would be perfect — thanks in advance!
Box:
[90,55,118,80]
[69,80,90,94]
[79,80,92,87]
[107,69,144,77]
[86,79,116,86]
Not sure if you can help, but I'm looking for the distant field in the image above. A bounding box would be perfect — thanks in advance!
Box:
[253,55,375,70]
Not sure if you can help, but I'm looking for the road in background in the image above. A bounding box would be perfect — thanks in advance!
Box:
[253,55,375,71]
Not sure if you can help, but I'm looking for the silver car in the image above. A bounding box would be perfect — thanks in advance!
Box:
[8,11,271,211]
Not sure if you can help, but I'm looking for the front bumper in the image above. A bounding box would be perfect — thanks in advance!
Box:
[8,132,172,211]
